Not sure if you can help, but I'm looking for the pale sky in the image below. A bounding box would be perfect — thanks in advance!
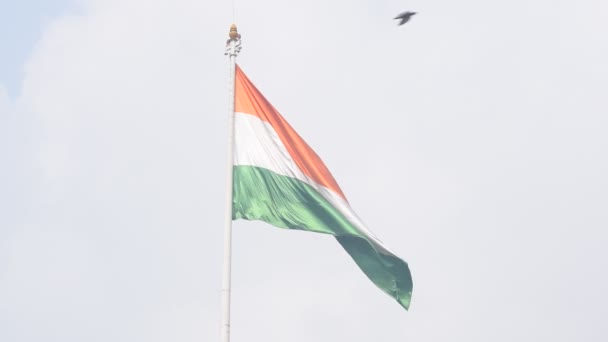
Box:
[1,0,607,341]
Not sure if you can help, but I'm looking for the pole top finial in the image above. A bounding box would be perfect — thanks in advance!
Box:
[225,24,242,56]
[229,24,238,40]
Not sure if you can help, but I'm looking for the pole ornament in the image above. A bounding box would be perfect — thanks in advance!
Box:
[225,24,242,56]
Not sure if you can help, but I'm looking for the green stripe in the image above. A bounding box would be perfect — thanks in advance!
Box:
[233,165,413,309]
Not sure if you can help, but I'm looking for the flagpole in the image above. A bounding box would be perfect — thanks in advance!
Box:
[221,24,241,342]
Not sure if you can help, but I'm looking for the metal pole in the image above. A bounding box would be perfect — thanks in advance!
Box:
[221,24,241,342]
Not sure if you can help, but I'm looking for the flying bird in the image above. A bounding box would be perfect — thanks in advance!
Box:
[394,11,417,26]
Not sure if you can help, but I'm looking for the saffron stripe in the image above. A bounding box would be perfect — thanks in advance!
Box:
[235,65,347,201]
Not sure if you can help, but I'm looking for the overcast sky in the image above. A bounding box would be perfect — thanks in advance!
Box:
[1,0,607,341]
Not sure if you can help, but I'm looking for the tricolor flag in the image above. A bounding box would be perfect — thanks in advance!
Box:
[232,65,413,309]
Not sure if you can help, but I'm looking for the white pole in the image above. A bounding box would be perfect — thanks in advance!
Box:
[221,24,241,342]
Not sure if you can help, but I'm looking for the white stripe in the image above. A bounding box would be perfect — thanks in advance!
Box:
[234,112,396,255]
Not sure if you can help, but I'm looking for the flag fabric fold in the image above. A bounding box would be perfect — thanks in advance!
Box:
[232,65,413,309]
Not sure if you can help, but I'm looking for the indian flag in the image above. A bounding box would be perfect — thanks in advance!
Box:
[232,65,413,309]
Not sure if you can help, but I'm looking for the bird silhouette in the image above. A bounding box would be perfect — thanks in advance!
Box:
[394,11,417,26]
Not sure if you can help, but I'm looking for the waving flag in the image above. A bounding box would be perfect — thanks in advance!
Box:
[232,65,413,309]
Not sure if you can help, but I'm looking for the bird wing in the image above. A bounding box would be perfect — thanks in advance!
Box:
[394,12,407,19]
